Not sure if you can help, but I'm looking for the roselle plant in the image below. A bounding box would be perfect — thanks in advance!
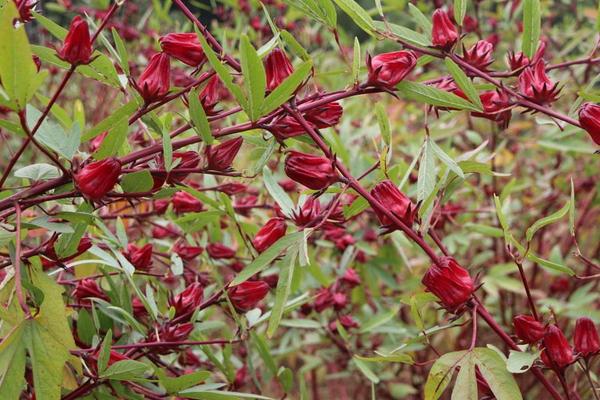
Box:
[0,0,600,399]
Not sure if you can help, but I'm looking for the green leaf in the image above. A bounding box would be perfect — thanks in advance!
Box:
[231,232,303,285]
[525,201,570,242]
[453,0,469,26]
[159,370,211,394]
[82,100,138,142]
[506,350,540,374]
[352,356,380,384]
[397,81,480,111]
[111,28,130,75]
[521,0,541,58]
[451,352,476,400]
[444,58,483,110]
[473,348,523,400]
[31,12,67,40]
[375,103,391,146]
[424,350,466,400]
[240,35,266,121]
[26,106,80,160]
[97,329,113,374]
[14,163,60,181]
[95,118,129,159]
[179,387,275,399]
[0,325,26,400]
[417,138,436,203]
[120,170,154,193]
[374,21,431,48]
[408,4,432,36]
[162,129,173,172]
[352,37,361,84]
[267,249,298,338]
[429,139,465,179]
[332,0,375,36]
[283,0,336,29]
[197,30,247,113]
[263,166,295,217]
[354,353,414,364]
[261,60,312,115]
[100,360,149,381]
[0,2,39,110]
[359,305,400,333]
[188,87,214,144]
[569,178,575,236]
[280,30,310,61]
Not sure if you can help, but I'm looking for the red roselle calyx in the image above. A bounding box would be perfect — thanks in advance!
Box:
[366,50,417,87]
[206,243,236,259]
[74,158,121,200]
[148,323,194,354]
[173,241,204,260]
[291,196,321,227]
[542,325,574,370]
[227,280,270,311]
[153,151,201,188]
[252,217,286,253]
[304,101,343,129]
[431,9,458,50]
[370,179,417,227]
[125,243,153,271]
[284,151,337,190]
[578,103,600,146]
[159,33,206,67]
[73,278,109,302]
[264,48,294,92]
[513,314,545,344]
[421,257,474,312]
[137,52,171,103]
[507,50,530,71]
[518,60,560,105]
[42,236,91,268]
[199,75,226,114]
[172,191,204,213]
[574,317,600,358]
[471,90,512,129]
[14,0,37,23]
[169,282,203,319]
[205,137,244,171]
[461,40,494,72]
[58,16,93,65]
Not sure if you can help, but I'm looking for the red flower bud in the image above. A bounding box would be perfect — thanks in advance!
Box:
[89,131,108,152]
[73,278,109,302]
[205,137,243,171]
[152,223,179,239]
[291,197,321,227]
[173,241,204,260]
[304,101,344,129]
[284,151,337,190]
[159,33,206,66]
[332,292,347,310]
[218,182,248,195]
[153,151,201,188]
[58,16,93,65]
[471,90,512,129]
[172,191,204,213]
[578,103,600,146]
[329,315,359,332]
[199,75,227,114]
[228,280,270,311]
[42,236,91,268]
[14,0,37,23]
[206,243,236,259]
[169,282,203,319]
[367,50,417,87]
[341,268,361,288]
[461,40,494,72]
[513,315,545,344]
[421,257,474,312]
[125,243,153,271]
[518,60,560,105]
[463,15,479,33]
[75,158,121,200]
[574,317,600,358]
[542,325,574,370]
[132,297,147,318]
[270,115,310,140]
[507,50,530,71]
[314,288,334,312]
[432,9,458,50]
[89,349,129,373]
[252,217,286,253]
[137,53,171,103]
[264,48,294,91]
[148,323,194,354]
[370,180,417,227]
[279,179,297,192]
